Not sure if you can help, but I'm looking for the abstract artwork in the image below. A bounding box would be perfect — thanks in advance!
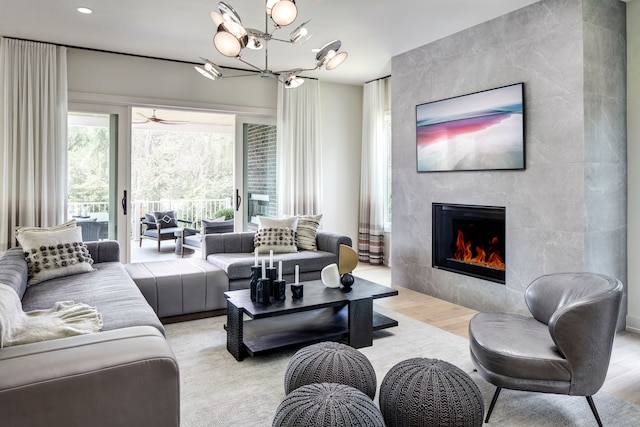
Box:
[416,83,525,172]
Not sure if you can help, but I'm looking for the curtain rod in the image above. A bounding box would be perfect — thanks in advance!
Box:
[365,75,391,84]
[3,36,317,79]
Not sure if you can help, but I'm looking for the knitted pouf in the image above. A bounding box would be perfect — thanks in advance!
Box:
[284,341,377,399]
[379,358,484,427]
[272,383,385,427]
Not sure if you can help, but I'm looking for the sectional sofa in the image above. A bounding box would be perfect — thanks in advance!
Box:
[0,241,179,427]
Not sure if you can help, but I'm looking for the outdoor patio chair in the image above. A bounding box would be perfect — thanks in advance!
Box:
[181,217,234,257]
[140,211,192,252]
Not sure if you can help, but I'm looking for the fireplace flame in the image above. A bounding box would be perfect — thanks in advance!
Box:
[454,230,505,270]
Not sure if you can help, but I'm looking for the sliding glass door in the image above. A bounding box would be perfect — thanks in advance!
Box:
[67,104,130,261]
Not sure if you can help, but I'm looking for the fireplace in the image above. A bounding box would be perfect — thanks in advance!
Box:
[432,203,505,284]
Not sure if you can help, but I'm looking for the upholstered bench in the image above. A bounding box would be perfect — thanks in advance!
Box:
[124,259,228,318]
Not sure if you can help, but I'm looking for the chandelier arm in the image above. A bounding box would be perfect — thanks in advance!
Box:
[269,37,294,44]
[237,57,265,73]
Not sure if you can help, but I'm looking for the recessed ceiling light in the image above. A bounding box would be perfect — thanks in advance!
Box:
[77,7,93,14]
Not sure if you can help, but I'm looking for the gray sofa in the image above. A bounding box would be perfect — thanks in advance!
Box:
[202,230,352,290]
[0,241,179,427]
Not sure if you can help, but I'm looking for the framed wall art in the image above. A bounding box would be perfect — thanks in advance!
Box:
[416,83,525,172]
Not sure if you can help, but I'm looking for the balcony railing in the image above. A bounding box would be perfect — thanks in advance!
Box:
[68,198,233,239]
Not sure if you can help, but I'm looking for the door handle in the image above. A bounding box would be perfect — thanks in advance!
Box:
[121,190,127,215]
[235,189,242,211]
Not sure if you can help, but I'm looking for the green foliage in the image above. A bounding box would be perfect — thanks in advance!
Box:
[214,207,234,220]
[131,129,234,201]
[67,126,109,203]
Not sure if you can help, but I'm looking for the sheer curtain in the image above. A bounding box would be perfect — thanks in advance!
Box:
[0,38,68,252]
[276,79,322,216]
[358,78,390,265]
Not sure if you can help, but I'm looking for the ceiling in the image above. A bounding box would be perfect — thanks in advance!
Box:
[0,0,541,86]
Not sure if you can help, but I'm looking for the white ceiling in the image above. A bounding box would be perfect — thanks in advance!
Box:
[0,0,541,86]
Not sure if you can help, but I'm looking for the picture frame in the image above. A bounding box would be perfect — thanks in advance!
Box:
[416,83,525,172]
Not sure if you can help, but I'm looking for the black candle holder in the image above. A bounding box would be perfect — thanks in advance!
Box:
[250,265,261,301]
[272,279,286,301]
[291,283,304,299]
[256,278,271,304]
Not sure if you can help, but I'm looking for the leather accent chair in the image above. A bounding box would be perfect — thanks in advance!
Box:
[469,272,623,426]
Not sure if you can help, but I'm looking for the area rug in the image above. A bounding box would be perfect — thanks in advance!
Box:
[165,306,640,427]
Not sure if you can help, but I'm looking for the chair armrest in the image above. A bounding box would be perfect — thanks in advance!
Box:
[0,326,179,427]
[183,227,200,237]
[177,219,193,227]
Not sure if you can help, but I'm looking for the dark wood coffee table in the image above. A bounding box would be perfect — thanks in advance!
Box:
[224,277,398,361]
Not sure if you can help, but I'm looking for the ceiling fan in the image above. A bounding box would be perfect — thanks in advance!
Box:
[133,109,188,125]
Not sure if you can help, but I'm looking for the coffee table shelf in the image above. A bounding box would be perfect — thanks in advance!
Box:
[241,306,398,356]
[225,277,398,361]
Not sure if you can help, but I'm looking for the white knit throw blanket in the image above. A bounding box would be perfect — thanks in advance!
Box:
[0,283,103,348]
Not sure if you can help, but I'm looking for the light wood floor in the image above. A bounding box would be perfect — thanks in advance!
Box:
[353,264,640,406]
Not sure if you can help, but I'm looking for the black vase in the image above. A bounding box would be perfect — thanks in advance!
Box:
[250,265,261,301]
[257,278,271,304]
[272,279,286,301]
[291,283,304,299]
[340,273,355,292]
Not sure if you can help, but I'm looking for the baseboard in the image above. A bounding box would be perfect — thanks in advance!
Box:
[161,309,226,324]
[626,314,640,334]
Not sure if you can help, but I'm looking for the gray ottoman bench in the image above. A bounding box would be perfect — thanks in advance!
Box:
[125,259,228,318]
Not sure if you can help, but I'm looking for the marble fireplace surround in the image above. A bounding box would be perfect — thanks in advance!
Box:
[390,0,627,327]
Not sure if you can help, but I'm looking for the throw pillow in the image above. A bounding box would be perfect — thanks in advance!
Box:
[15,220,95,286]
[258,216,299,231]
[144,213,157,229]
[254,227,298,254]
[295,214,323,251]
[154,211,178,228]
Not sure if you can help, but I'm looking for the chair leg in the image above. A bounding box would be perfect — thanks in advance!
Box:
[586,396,603,427]
[485,387,502,423]
[157,237,161,252]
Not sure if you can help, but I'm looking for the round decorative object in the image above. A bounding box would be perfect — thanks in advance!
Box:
[379,358,484,427]
[284,341,377,399]
[320,263,341,288]
[273,383,385,427]
[340,272,355,291]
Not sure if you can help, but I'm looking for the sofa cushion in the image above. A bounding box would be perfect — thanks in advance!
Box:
[15,220,95,286]
[254,227,297,254]
[207,250,338,281]
[21,261,164,335]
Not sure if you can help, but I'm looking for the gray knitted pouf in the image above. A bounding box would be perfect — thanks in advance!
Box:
[272,383,385,427]
[379,358,484,427]
[284,341,377,399]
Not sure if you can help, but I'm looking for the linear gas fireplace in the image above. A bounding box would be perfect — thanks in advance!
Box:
[432,203,505,284]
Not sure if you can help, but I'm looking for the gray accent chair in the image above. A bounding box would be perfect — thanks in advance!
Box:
[181,218,234,256]
[469,272,623,426]
[139,211,192,252]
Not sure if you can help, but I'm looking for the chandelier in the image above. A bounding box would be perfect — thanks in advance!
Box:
[195,0,348,88]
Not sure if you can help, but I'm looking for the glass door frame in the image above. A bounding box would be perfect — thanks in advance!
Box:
[234,115,276,232]
[68,102,132,262]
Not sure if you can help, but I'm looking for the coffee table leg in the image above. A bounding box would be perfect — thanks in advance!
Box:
[348,297,373,348]
[226,301,244,361]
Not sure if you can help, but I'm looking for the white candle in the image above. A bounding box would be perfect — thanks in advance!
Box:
[254,250,258,266]
[295,265,299,284]
[269,250,274,268]
[261,259,266,279]
[278,261,283,281]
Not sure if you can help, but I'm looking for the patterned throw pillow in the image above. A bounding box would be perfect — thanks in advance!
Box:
[15,220,95,286]
[254,227,298,254]
[258,216,299,231]
[154,211,178,228]
[295,214,322,251]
